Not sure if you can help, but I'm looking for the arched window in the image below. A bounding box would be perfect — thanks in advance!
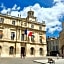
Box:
[39,48,43,55]
[30,47,34,55]
[0,46,2,55]
[9,46,14,55]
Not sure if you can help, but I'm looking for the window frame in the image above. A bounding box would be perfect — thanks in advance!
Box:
[9,46,14,55]
[39,26,42,30]
[31,24,34,28]
[30,47,34,55]
[39,48,43,55]
[31,35,35,42]
[0,18,4,23]
[39,36,42,43]
[11,32,15,40]
[12,21,15,25]
[21,34,24,41]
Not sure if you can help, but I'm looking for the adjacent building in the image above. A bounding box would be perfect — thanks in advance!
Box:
[47,37,59,56]
[0,10,47,57]
[59,22,64,56]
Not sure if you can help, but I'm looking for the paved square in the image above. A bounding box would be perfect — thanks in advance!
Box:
[0,57,40,64]
[0,57,64,64]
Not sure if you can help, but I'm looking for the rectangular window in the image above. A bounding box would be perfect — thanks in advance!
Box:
[56,45,58,51]
[31,24,34,28]
[24,22,27,26]
[0,30,3,39]
[12,21,15,25]
[21,34,24,41]
[39,36,42,43]
[11,32,15,40]
[31,35,35,42]
[53,46,55,51]
[0,18,4,23]
[40,39,42,43]
[39,26,42,30]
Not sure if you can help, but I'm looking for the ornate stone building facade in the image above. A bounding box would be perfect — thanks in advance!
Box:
[0,10,47,57]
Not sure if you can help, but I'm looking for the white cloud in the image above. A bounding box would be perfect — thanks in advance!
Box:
[17,7,20,10]
[48,26,61,34]
[1,4,21,15]
[1,8,11,14]
[12,4,20,10]
[11,11,20,17]
[12,4,17,10]
[54,0,64,2]
[0,1,64,34]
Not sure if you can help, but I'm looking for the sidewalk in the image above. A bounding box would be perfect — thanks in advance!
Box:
[34,58,64,64]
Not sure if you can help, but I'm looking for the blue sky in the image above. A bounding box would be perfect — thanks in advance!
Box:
[0,0,64,38]
[0,0,54,9]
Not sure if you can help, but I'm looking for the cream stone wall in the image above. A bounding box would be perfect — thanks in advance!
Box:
[26,44,47,57]
[0,10,47,57]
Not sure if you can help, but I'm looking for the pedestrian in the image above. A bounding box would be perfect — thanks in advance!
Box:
[23,53,25,58]
[62,54,64,59]
[21,54,23,58]
[57,54,59,59]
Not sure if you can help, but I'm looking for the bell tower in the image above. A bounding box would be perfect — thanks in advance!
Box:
[27,9,34,17]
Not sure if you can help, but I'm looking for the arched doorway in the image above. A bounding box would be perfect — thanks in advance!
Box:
[21,47,25,58]
[39,48,43,55]
[30,47,35,55]
[9,46,14,55]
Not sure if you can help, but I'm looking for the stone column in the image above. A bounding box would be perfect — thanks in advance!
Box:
[3,28,8,40]
[1,42,9,57]
[43,45,47,56]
